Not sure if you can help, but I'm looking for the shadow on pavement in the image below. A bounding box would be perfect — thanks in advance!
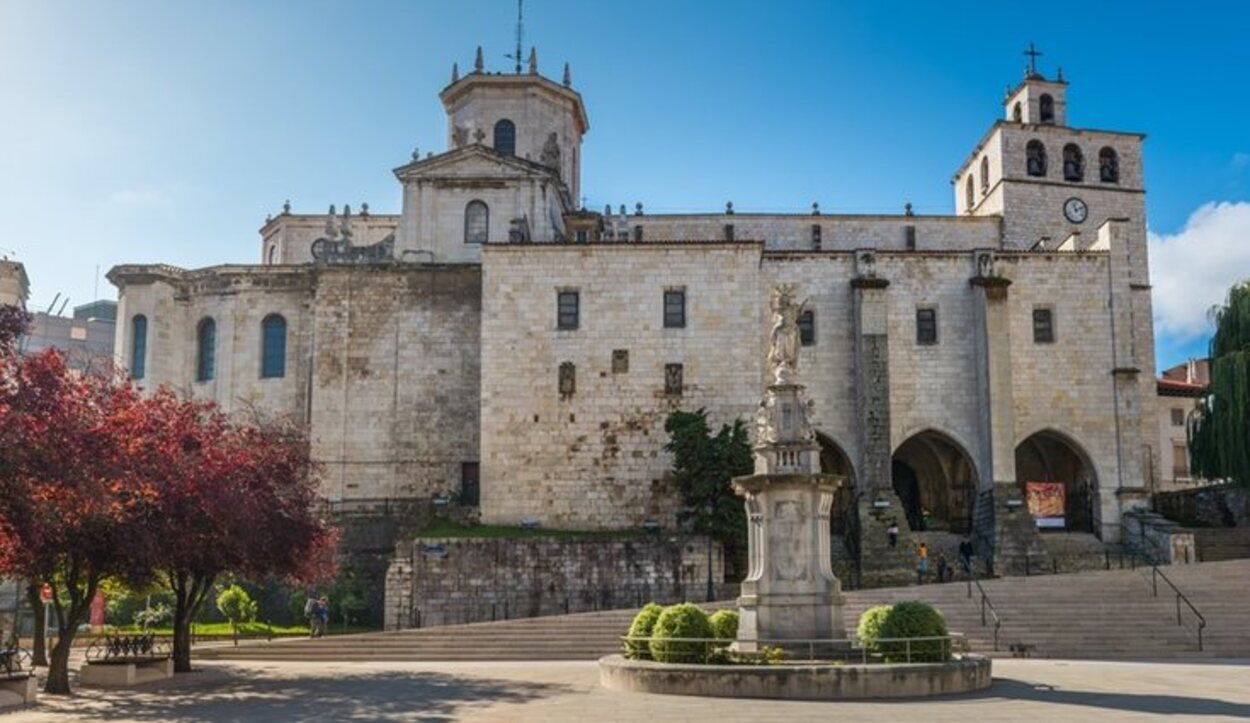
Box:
[17,665,570,722]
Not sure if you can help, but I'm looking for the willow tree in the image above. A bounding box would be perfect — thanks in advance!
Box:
[1189,280,1250,487]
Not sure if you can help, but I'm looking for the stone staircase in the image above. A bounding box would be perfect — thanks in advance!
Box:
[198,560,1249,663]
[1191,527,1250,562]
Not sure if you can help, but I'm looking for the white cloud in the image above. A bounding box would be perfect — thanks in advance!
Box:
[1149,201,1250,340]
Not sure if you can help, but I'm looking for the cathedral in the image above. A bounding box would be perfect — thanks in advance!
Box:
[109,47,1157,576]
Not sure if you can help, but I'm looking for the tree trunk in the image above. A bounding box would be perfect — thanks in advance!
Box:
[24,582,46,667]
[44,632,74,695]
[172,594,193,674]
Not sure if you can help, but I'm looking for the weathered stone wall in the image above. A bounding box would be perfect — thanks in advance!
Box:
[1154,485,1250,528]
[111,264,481,502]
[384,535,726,629]
[479,242,763,529]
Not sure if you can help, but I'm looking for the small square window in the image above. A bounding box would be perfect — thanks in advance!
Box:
[798,310,815,346]
[664,290,686,329]
[916,308,937,346]
[575,229,588,243]
[1170,408,1185,426]
[664,363,683,396]
[557,290,579,330]
[612,349,629,374]
[1032,308,1054,344]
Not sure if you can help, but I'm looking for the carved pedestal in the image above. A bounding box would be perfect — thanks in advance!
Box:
[733,472,846,651]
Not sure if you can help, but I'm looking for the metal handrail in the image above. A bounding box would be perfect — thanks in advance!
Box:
[1152,566,1207,652]
[965,573,1001,651]
[1126,535,1207,652]
[620,633,968,664]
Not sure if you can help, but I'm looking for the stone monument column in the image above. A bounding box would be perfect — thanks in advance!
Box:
[734,285,846,651]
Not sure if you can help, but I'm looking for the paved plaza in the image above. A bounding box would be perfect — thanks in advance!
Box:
[5,658,1249,722]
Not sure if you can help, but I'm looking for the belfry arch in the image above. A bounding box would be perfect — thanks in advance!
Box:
[891,430,977,534]
[815,433,856,536]
[1015,430,1098,534]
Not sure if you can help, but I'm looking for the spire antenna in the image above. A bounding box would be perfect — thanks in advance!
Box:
[504,0,525,74]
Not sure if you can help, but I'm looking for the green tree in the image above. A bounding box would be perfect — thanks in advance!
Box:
[664,409,753,568]
[1189,280,1250,487]
[215,584,258,641]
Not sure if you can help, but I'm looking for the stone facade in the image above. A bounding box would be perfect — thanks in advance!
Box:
[0,259,28,309]
[109,53,1160,568]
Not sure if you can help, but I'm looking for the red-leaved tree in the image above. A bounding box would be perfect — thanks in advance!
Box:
[0,348,160,694]
[134,391,336,672]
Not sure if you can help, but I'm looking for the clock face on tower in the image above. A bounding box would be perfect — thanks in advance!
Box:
[1064,197,1088,224]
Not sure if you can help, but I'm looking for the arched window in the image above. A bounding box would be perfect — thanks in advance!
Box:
[1012,102,1022,122]
[267,245,278,265]
[1099,147,1120,183]
[493,119,516,156]
[1039,94,1055,124]
[464,200,489,244]
[1026,140,1047,177]
[965,175,975,211]
[980,156,990,194]
[1063,144,1084,182]
[196,318,216,382]
[261,314,286,379]
[130,315,147,380]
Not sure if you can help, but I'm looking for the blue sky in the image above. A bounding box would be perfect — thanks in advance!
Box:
[2,0,1248,370]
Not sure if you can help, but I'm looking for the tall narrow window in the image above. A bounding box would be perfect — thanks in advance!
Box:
[664,363,683,396]
[1099,147,1120,183]
[1032,308,1055,344]
[965,175,975,211]
[130,315,147,380]
[464,200,489,244]
[493,119,516,156]
[1012,102,1022,122]
[268,245,278,265]
[261,314,287,378]
[1063,144,1084,182]
[811,224,822,250]
[663,290,686,329]
[798,310,815,347]
[557,290,579,330]
[1172,442,1189,479]
[558,362,576,397]
[1026,140,1047,177]
[916,308,937,346]
[460,462,480,506]
[196,318,216,382]
[980,156,990,194]
[1039,94,1055,123]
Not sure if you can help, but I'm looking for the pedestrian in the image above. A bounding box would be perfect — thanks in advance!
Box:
[959,537,974,575]
[887,521,899,548]
[304,596,318,638]
[316,595,330,637]
[916,542,929,584]
[936,552,950,583]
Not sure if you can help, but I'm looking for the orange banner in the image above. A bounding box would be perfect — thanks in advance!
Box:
[1025,481,1066,528]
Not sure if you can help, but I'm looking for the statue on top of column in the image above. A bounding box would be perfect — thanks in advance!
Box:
[767,284,807,385]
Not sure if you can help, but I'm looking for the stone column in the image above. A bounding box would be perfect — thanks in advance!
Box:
[851,253,913,586]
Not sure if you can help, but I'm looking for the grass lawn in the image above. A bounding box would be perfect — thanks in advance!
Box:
[110,622,375,637]
[418,518,653,540]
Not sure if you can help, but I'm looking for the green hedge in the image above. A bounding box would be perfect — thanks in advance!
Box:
[649,603,714,664]
[857,601,950,663]
[624,603,665,660]
[708,609,739,641]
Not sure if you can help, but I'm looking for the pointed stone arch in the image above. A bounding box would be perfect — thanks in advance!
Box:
[815,432,856,536]
[1015,428,1100,534]
[891,429,978,533]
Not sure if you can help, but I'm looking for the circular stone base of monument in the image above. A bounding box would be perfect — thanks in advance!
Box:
[598,654,992,701]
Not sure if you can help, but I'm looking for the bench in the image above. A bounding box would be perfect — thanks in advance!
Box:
[0,648,36,707]
[80,635,174,687]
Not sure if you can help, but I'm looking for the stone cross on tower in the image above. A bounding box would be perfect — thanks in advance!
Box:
[1024,42,1043,78]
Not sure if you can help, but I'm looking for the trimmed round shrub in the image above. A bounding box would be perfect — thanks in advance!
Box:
[649,603,714,664]
[877,601,950,662]
[856,604,892,649]
[708,609,739,641]
[624,602,664,659]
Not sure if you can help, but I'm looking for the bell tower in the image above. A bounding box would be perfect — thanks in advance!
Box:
[1004,43,1068,126]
